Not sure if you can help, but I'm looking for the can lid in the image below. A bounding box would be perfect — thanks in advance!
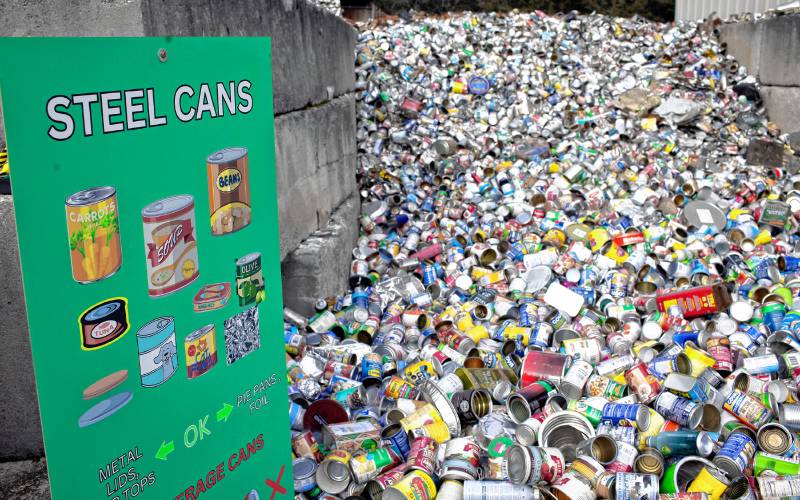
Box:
[293,457,318,480]
[207,147,248,164]
[683,201,727,232]
[66,186,116,206]
[636,405,651,431]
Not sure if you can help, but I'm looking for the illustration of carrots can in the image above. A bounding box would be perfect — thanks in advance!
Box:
[142,195,199,297]
[66,186,122,283]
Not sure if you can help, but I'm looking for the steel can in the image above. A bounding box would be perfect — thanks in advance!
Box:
[451,389,493,425]
[382,470,436,500]
[235,252,264,306]
[712,431,756,477]
[463,480,537,500]
[315,450,352,495]
[185,324,217,379]
[293,457,318,493]
[207,147,251,236]
[616,472,659,500]
[653,392,703,430]
[602,403,650,429]
[625,362,661,404]
[723,389,772,429]
[135,316,177,387]
[142,195,199,297]
[65,186,122,283]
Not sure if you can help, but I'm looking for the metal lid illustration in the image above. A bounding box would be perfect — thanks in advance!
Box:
[78,391,133,428]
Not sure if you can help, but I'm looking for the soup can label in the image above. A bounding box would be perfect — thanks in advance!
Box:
[185,324,217,379]
[66,186,123,284]
[142,195,199,297]
[387,470,436,500]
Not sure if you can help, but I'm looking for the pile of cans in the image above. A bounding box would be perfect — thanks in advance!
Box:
[284,8,800,500]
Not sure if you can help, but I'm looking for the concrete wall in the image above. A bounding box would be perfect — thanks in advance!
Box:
[0,0,359,461]
[719,13,800,134]
[676,0,784,22]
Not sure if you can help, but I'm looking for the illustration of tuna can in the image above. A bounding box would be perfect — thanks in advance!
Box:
[142,195,199,297]
[78,297,130,350]
[236,252,264,306]
[207,147,251,236]
[185,324,217,379]
[65,186,122,283]
[136,317,178,388]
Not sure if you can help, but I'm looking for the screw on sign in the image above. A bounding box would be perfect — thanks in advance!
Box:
[284,5,800,500]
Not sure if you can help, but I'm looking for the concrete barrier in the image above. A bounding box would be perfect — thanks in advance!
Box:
[719,13,800,134]
[0,0,358,460]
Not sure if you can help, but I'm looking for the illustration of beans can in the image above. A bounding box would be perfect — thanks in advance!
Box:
[185,324,217,379]
[236,252,264,306]
[66,186,122,283]
[136,316,178,388]
[207,147,251,236]
[142,195,199,297]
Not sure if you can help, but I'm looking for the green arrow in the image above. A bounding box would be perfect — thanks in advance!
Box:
[216,402,233,423]
[155,440,174,461]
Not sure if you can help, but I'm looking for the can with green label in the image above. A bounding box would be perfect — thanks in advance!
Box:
[754,451,800,476]
[236,252,264,306]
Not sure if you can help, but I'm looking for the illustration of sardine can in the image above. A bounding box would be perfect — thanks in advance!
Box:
[65,186,122,284]
[142,195,199,297]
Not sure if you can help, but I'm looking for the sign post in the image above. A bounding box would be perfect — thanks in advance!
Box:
[0,37,293,499]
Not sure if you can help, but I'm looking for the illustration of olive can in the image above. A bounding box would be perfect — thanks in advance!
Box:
[142,195,199,297]
[136,317,178,388]
[236,252,264,306]
[185,324,217,379]
[66,186,122,283]
[207,147,251,236]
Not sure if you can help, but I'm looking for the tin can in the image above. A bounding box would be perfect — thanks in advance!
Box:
[135,316,177,387]
[185,324,217,379]
[712,431,756,477]
[65,186,122,283]
[506,380,558,423]
[687,466,729,500]
[538,411,595,463]
[293,457,318,493]
[463,480,537,500]
[575,435,618,465]
[506,445,564,485]
[381,423,410,459]
[561,359,594,400]
[757,475,800,498]
[607,441,639,473]
[350,448,400,483]
[723,389,772,429]
[602,403,650,429]
[586,375,627,401]
[323,421,382,454]
[235,252,264,306]
[292,431,323,461]
[625,362,661,404]
[757,422,795,455]
[615,472,659,500]
[451,389,493,425]
[207,147,251,236]
[142,195,199,297]
[366,465,408,500]
[316,450,352,495]
[551,471,595,500]
[406,436,437,476]
[754,451,800,476]
[382,470,436,500]
[634,447,664,478]
[653,392,703,430]
[519,350,570,387]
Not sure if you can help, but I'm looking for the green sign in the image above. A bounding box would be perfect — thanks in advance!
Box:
[0,38,293,499]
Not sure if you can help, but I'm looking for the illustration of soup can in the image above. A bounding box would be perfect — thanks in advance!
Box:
[185,324,217,379]
[66,186,122,283]
[142,195,199,297]
[78,297,130,350]
[136,316,178,387]
[236,252,264,306]
[207,147,251,236]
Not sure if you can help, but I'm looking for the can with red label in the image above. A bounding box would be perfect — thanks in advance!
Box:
[625,363,661,404]
[142,195,199,297]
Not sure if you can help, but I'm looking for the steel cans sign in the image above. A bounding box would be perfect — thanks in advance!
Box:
[0,38,291,498]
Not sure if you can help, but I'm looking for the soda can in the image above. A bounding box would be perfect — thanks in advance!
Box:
[653,392,703,430]
[615,472,659,500]
[602,403,650,430]
[712,431,756,477]
[382,470,436,500]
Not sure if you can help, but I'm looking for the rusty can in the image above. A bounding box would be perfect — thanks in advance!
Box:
[207,147,251,236]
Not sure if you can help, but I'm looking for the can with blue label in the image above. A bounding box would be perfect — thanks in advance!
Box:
[712,431,756,477]
[422,264,437,286]
[381,422,411,459]
[602,403,650,430]
[468,76,490,95]
[361,352,383,381]
[654,392,703,430]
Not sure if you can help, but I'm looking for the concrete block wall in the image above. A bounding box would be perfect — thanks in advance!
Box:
[719,13,800,134]
[0,0,359,461]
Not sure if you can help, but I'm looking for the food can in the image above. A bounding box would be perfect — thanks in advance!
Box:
[292,431,323,461]
[462,480,537,500]
[293,457,318,493]
[135,316,177,387]
[79,297,130,350]
[575,435,618,465]
[713,431,756,477]
[65,186,122,283]
[236,252,264,306]
[754,451,800,476]
[207,147,251,236]
[381,423,411,458]
[551,471,595,500]
[184,324,217,379]
[382,470,436,500]
[625,363,661,404]
[615,472,659,500]
[366,465,408,500]
[406,436,437,476]
[687,466,729,500]
[757,422,796,455]
[602,403,650,429]
[653,392,703,430]
[316,450,352,495]
[142,195,199,297]
[350,448,400,483]
[451,389,493,425]
[561,359,594,400]
[634,447,664,478]
[437,480,464,500]
[757,475,800,499]
[723,389,772,429]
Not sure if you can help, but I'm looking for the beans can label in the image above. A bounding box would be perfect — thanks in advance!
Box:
[66,186,122,283]
[142,195,199,297]
[207,147,251,236]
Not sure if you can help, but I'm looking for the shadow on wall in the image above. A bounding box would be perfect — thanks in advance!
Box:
[371,0,676,22]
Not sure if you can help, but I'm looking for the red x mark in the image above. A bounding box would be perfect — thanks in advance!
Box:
[265,465,287,500]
